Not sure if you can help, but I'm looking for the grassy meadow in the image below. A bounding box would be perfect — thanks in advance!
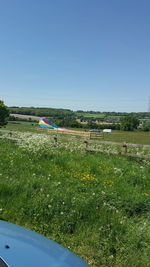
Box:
[103,130,150,145]
[0,126,150,266]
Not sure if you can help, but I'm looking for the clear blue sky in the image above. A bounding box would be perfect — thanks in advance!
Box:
[0,0,150,112]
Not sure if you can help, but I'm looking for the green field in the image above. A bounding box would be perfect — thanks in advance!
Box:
[2,121,38,132]
[2,121,150,145]
[0,127,150,266]
[75,112,106,119]
[103,130,150,145]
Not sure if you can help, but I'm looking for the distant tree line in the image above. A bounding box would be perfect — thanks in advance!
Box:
[8,107,150,131]
[9,107,150,120]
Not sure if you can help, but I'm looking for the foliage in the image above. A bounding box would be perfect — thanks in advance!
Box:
[9,106,74,118]
[141,121,150,132]
[0,100,9,126]
[120,115,140,131]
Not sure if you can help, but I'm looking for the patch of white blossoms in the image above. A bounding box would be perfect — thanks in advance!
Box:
[1,130,150,157]
[1,131,84,154]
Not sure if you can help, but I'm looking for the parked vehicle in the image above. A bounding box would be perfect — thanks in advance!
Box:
[89,129,101,132]
[0,220,88,267]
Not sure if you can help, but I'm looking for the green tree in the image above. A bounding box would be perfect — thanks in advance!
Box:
[0,100,9,126]
[141,121,150,132]
[120,115,140,131]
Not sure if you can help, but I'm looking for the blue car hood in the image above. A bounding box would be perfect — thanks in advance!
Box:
[0,220,88,267]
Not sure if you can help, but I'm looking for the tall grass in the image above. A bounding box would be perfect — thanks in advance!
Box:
[0,139,150,266]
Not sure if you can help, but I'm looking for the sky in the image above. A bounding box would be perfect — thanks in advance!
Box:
[0,0,150,112]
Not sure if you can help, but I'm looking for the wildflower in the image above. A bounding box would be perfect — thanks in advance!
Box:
[109,255,114,259]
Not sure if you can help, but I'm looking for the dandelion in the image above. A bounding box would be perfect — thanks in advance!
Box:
[81,172,96,181]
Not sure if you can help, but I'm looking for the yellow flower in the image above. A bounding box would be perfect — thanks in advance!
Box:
[103,180,114,186]
[80,172,96,181]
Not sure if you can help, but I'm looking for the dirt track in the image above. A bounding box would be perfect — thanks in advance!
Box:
[10,114,40,121]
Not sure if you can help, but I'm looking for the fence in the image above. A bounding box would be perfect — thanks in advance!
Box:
[0,129,150,159]
[38,128,104,140]
[83,140,150,159]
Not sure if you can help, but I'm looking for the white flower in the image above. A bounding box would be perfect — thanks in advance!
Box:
[109,255,114,259]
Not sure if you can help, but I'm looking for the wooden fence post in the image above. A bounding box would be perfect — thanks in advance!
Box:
[84,140,89,151]
[122,143,127,154]
[54,136,58,146]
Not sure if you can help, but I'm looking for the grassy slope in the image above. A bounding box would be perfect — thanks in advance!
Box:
[0,138,150,266]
